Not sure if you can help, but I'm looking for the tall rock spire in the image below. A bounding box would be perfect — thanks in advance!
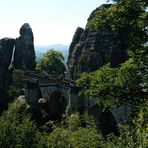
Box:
[15,23,36,70]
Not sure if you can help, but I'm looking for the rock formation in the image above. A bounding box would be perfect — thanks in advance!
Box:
[0,38,15,110]
[0,23,36,110]
[15,23,36,70]
[67,4,128,80]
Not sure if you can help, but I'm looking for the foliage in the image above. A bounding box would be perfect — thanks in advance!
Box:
[38,109,148,148]
[68,114,103,148]
[111,101,148,148]
[37,112,103,148]
[89,0,148,71]
[77,65,119,108]
[67,113,81,131]
[8,69,24,98]
[132,101,148,147]
[117,58,147,104]
[0,100,39,148]
[36,49,66,75]
[77,0,148,146]
[91,0,148,47]
[0,100,147,147]
[69,127,102,148]
[77,58,147,108]
[79,0,147,109]
[46,128,71,148]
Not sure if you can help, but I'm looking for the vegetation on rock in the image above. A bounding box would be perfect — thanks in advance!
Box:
[77,0,148,106]
[8,69,24,98]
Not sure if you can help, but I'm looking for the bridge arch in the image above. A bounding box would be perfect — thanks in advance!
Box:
[89,104,119,136]
[36,88,42,99]
[48,90,67,120]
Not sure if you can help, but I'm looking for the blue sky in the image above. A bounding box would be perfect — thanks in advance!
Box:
[0,0,107,45]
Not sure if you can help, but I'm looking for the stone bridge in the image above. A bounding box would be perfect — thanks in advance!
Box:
[23,70,136,135]
[24,71,85,117]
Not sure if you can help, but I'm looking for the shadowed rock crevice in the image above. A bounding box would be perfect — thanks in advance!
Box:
[48,91,67,121]
[89,105,120,136]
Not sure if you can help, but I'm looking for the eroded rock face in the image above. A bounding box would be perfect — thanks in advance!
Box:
[67,27,84,79]
[15,23,36,70]
[67,4,128,79]
[0,38,15,110]
[0,23,36,110]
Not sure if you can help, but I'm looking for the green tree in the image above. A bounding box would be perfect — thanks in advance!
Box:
[37,113,104,148]
[36,49,66,75]
[8,69,24,98]
[77,58,147,108]
[77,65,119,108]
[90,0,148,64]
[109,101,148,148]
[0,100,39,148]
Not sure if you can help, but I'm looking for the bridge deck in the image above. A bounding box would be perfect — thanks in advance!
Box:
[23,70,81,91]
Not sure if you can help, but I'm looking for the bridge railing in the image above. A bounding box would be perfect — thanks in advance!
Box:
[23,70,81,91]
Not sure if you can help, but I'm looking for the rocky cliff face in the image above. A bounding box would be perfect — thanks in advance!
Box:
[0,23,36,110]
[15,23,36,70]
[0,38,15,110]
[67,4,128,80]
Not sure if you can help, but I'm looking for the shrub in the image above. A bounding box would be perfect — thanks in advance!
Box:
[0,100,39,148]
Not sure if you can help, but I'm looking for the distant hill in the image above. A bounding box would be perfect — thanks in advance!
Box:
[35,44,69,65]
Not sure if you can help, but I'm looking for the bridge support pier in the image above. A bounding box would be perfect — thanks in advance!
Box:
[25,88,39,106]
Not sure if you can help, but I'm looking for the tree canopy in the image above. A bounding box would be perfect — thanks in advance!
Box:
[0,100,147,147]
[36,49,66,75]
[90,0,148,53]
[77,58,147,107]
